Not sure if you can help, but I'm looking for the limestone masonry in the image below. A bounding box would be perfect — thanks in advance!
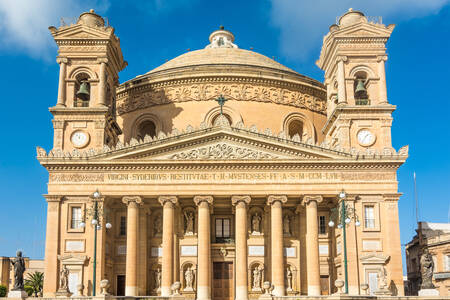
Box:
[37,8,409,299]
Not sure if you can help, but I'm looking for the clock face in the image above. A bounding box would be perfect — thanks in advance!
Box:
[71,131,89,148]
[357,129,376,147]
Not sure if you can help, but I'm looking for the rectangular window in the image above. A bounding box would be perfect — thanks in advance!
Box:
[364,206,375,229]
[120,216,126,236]
[70,207,82,229]
[215,218,231,242]
[319,216,326,235]
[446,255,450,271]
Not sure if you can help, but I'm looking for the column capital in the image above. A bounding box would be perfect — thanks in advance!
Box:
[266,195,287,206]
[158,195,178,206]
[377,55,388,62]
[56,57,68,64]
[122,196,143,206]
[194,195,213,206]
[231,195,251,206]
[336,55,348,63]
[97,57,109,64]
[43,194,63,202]
[301,195,323,206]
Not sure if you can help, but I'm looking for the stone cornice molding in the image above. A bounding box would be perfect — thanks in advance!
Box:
[97,57,109,64]
[231,195,251,206]
[266,195,288,206]
[383,193,402,202]
[301,195,324,206]
[158,195,178,206]
[193,195,214,206]
[122,196,143,206]
[43,194,63,202]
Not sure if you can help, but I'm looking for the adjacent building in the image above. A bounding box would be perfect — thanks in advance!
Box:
[0,257,44,292]
[37,8,408,299]
[405,222,450,296]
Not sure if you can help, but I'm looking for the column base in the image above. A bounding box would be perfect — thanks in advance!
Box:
[307,285,321,296]
[125,286,138,296]
[196,285,211,300]
[271,286,285,297]
[235,285,248,300]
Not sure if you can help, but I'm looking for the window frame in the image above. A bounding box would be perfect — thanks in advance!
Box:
[318,215,327,235]
[67,203,85,233]
[362,202,380,232]
[213,216,233,243]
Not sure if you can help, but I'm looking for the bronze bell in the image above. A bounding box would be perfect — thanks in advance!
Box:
[76,81,90,100]
[354,79,367,98]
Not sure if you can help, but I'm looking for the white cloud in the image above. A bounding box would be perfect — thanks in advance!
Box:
[269,0,450,62]
[0,0,110,60]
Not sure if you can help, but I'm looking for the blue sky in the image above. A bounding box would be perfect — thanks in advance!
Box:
[0,0,449,274]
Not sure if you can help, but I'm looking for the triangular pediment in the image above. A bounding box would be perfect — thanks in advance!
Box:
[98,126,350,161]
[335,22,394,39]
[51,23,112,40]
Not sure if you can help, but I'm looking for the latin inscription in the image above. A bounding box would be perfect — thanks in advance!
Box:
[49,171,395,183]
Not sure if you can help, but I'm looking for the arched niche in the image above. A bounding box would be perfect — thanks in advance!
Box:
[150,263,162,294]
[248,206,264,236]
[285,264,297,292]
[282,113,316,143]
[248,261,265,292]
[180,261,197,292]
[204,105,243,126]
[283,210,295,237]
[151,210,163,237]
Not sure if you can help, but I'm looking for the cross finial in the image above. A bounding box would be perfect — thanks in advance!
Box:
[215,95,227,115]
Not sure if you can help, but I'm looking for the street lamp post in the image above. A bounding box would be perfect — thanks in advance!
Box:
[80,190,111,296]
[328,190,360,294]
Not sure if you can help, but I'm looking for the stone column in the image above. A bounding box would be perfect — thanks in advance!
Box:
[158,196,178,296]
[267,195,287,296]
[232,196,251,300]
[98,58,108,107]
[194,196,213,300]
[377,55,388,104]
[122,196,143,296]
[43,195,61,297]
[56,57,68,107]
[336,55,347,104]
[303,195,323,296]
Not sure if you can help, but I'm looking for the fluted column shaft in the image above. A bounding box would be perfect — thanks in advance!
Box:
[56,57,67,107]
[122,196,142,296]
[232,196,251,300]
[267,195,287,296]
[158,196,177,296]
[195,196,213,300]
[304,195,322,296]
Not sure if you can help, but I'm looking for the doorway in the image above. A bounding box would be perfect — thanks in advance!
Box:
[117,275,125,296]
[213,262,233,300]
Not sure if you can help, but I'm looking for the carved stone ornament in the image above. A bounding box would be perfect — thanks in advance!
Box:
[158,195,178,206]
[122,196,143,206]
[169,143,278,160]
[193,195,214,206]
[266,195,288,206]
[231,195,251,206]
[302,195,324,206]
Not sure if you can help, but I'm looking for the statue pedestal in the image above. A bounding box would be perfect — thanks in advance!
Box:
[418,288,440,296]
[8,290,28,299]
[55,289,72,298]
[374,288,391,296]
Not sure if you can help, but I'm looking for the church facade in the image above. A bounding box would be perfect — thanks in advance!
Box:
[37,9,408,299]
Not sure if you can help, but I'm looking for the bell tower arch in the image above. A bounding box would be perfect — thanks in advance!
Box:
[317,9,396,151]
[48,9,127,151]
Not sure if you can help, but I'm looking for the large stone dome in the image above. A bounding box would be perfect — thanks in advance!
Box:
[147,47,297,75]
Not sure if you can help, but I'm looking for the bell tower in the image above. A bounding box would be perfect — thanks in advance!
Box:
[317,9,396,151]
[48,9,126,151]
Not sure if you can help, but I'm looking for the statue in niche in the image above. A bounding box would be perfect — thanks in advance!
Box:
[154,215,162,235]
[154,267,161,291]
[252,265,263,290]
[283,215,291,235]
[184,210,195,235]
[11,251,25,291]
[420,248,435,289]
[286,267,292,291]
[252,212,262,234]
[184,266,195,291]
[59,265,69,291]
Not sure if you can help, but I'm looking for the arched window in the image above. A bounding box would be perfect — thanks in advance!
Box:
[137,120,156,140]
[288,119,303,139]
[354,71,369,105]
[74,73,91,107]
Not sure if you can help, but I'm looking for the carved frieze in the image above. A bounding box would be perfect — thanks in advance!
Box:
[169,143,278,160]
[117,82,326,115]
